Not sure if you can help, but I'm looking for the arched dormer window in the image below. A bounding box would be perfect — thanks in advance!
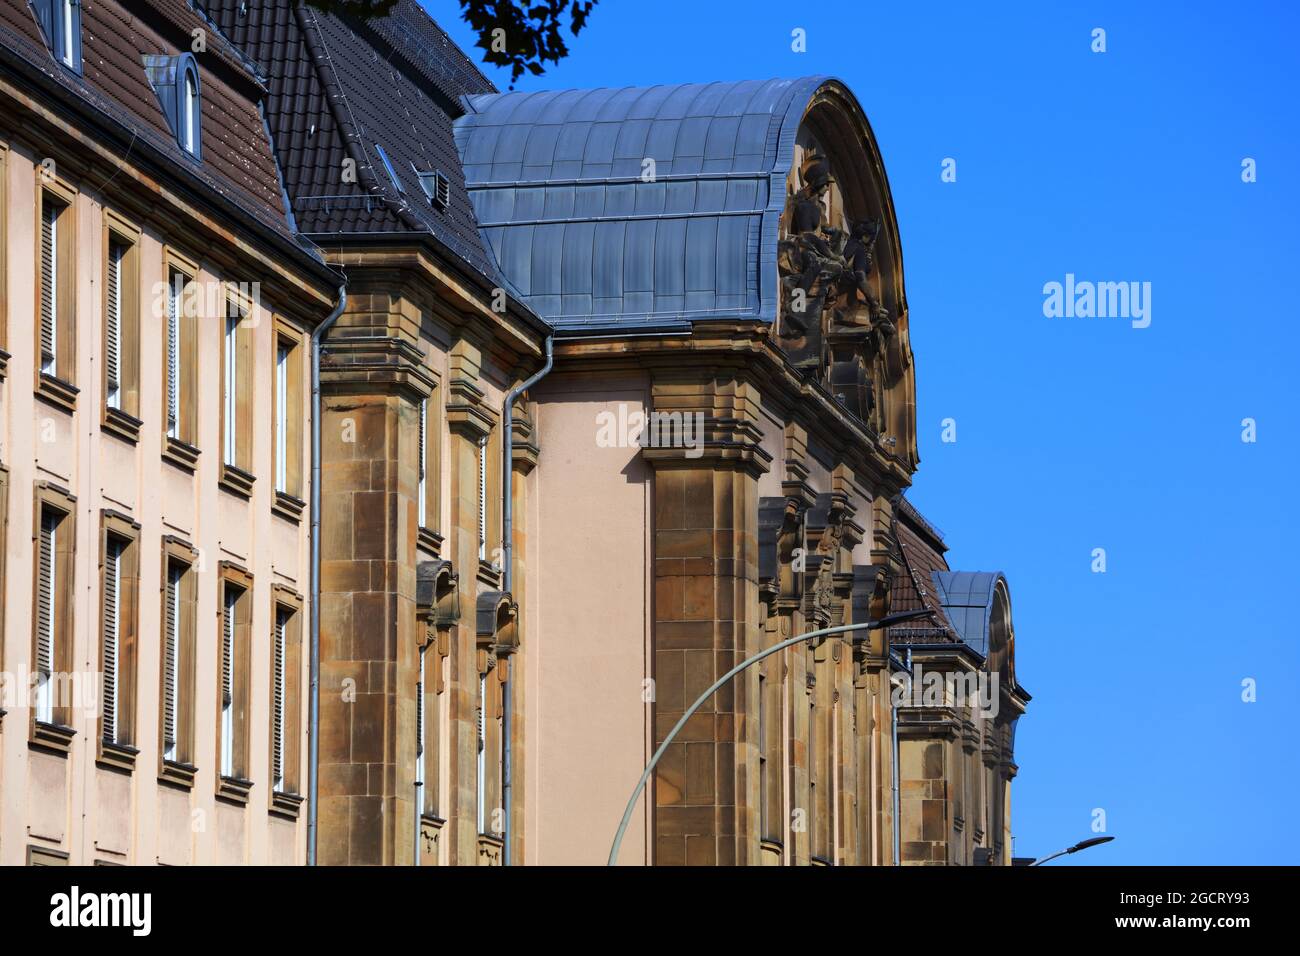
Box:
[142,53,202,160]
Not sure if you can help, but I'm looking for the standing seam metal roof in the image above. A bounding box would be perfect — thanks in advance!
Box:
[929,571,1008,659]
[453,77,831,331]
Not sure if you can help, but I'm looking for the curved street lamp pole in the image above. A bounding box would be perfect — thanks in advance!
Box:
[1030,836,1115,866]
[607,608,935,866]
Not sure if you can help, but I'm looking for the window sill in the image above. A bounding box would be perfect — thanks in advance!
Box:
[30,720,77,755]
[477,833,504,867]
[217,775,254,806]
[270,789,304,820]
[418,527,443,556]
[162,436,200,473]
[219,462,256,499]
[159,759,197,790]
[96,740,139,774]
[272,490,305,523]
[35,372,79,414]
[102,406,143,444]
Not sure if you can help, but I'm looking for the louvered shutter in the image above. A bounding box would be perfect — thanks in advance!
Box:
[272,610,286,790]
[36,511,56,679]
[102,539,121,743]
[478,436,487,560]
[417,400,427,527]
[40,199,57,372]
[163,566,178,756]
[222,593,234,709]
[167,275,180,437]
[106,242,122,405]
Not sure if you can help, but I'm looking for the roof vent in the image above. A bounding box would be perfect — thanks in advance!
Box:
[417,170,451,211]
[373,144,404,194]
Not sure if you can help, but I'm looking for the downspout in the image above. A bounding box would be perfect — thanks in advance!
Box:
[307,284,347,866]
[500,335,554,866]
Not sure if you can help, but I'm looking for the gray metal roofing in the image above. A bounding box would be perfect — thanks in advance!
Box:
[453,77,832,331]
[929,571,1006,658]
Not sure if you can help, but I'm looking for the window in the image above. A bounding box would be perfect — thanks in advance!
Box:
[1,142,9,374]
[102,213,141,434]
[269,589,303,815]
[374,144,404,194]
[159,539,197,784]
[99,512,140,767]
[33,0,82,73]
[219,296,253,495]
[477,671,487,834]
[36,179,77,405]
[143,54,201,158]
[217,565,252,798]
[759,665,784,845]
[162,254,199,466]
[271,321,304,516]
[477,434,488,562]
[417,398,428,527]
[32,483,75,747]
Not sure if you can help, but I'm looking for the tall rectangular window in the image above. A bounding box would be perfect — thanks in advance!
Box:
[217,565,252,798]
[269,590,303,815]
[477,434,488,562]
[477,671,487,834]
[34,508,58,724]
[417,398,428,528]
[32,484,75,746]
[102,214,141,436]
[99,511,140,765]
[162,255,199,464]
[36,182,77,401]
[39,197,59,376]
[271,322,304,517]
[275,344,288,493]
[223,314,238,465]
[159,539,197,784]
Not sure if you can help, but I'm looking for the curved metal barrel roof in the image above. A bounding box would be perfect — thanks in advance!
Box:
[929,571,1007,658]
[452,77,831,331]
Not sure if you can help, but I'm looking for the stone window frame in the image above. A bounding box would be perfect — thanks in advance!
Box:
[216,562,254,804]
[270,317,305,521]
[34,172,79,413]
[218,288,256,498]
[30,481,77,754]
[98,509,141,772]
[160,247,200,472]
[416,372,442,553]
[269,585,305,818]
[101,209,142,442]
[158,536,199,788]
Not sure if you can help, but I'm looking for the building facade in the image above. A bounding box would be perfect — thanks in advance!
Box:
[0,0,1027,866]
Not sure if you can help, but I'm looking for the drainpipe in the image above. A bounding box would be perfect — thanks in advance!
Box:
[307,284,347,866]
[890,646,912,867]
[499,335,554,866]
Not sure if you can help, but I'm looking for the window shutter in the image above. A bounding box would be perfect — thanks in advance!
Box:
[163,566,178,755]
[36,511,56,678]
[167,275,180,437]
[102,539,121,743]
[221,592,234,709]
[417,400,427,527]
[106,242,122,403]
[478,436,487,561]
[40,199,57,372]
[272,610,286,790]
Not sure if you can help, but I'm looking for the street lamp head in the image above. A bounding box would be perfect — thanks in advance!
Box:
[1068,836,1115,854]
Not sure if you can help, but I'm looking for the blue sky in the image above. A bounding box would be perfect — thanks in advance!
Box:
[428,0,1300,864]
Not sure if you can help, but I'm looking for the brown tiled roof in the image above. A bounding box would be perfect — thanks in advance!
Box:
[889,497,961,645]
[206,0,505,286]
[0,0,295,242]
